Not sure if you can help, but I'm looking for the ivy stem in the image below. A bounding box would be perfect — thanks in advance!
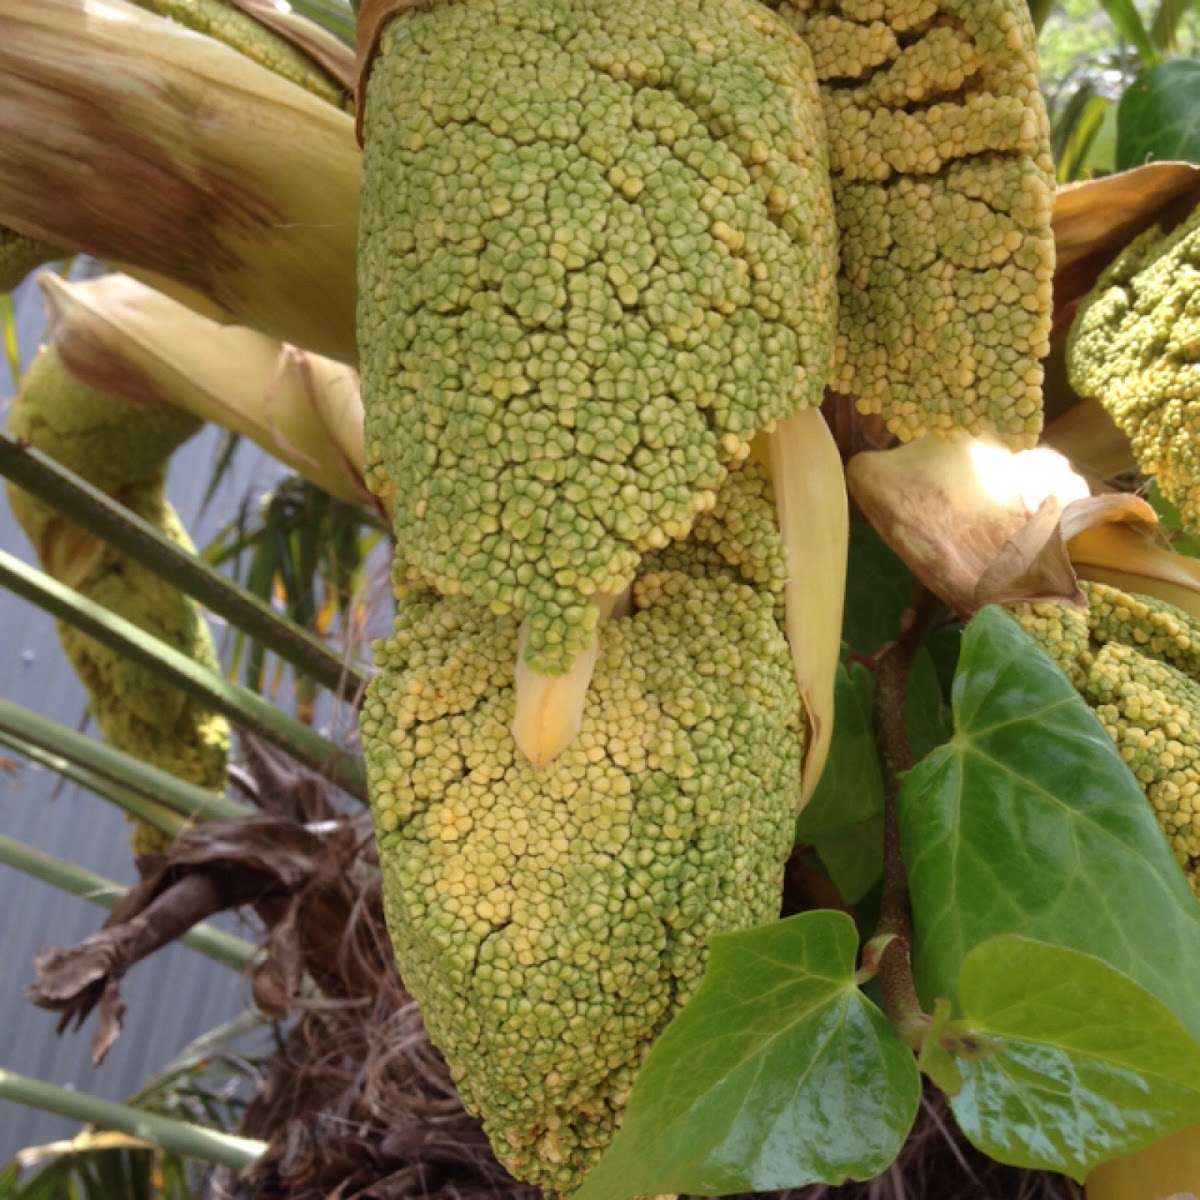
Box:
[872,590,944,1050]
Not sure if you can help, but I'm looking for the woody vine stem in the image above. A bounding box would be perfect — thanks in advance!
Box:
[871,590,945,1052]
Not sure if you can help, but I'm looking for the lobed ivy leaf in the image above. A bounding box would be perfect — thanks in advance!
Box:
[900,606,1200,1044]
[949,936,1200,1179]
[1116,58,1200,170]
[573,911,920,1200]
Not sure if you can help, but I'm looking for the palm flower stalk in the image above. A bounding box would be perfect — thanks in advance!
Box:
[0,1069,265,1170]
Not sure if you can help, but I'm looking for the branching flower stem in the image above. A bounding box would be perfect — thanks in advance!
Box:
[871,590,945,1050]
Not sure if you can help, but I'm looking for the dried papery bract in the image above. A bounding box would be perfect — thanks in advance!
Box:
[1054,162,1200,322]
[765,408,847,805]
[847,433,1200,626]
[39,272,373,508]
[847,434,1091,614]
[1065,495,1200,621]
[0,0,359,362]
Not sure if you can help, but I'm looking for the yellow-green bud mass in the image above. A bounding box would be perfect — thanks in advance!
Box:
[6,348,229,855]
[1068,205,1200,533]
[764,0,1054,443]
[127,0,347,107]
[358,0,837,675]
[363,465,804,1196]
[1014,582,1200,898]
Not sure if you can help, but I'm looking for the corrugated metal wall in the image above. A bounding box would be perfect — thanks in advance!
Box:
[0,271,287,1159]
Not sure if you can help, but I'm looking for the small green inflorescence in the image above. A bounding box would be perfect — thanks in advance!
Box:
[1069,204,1200,533]
[128,0,348,106]
[358,0,837,676]
[1015,582,1200,897]
[763,0,1055,444]
[363,463,804,1196]
[6,348,229,856]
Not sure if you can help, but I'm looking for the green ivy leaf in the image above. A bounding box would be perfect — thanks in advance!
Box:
[1148,482,1200,558]
[573,912,920,1200]
[950,936,1200,1179]
[842,523,913,656]
[900,607,1200,1043]
[1116,59,1200,169]
[904,647,953,761]
[922,623,962,707]
[795,664,884,903]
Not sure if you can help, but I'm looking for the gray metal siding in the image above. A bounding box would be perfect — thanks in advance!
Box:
[0,270,285,1159]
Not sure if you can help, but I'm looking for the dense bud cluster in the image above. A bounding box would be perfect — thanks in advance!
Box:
[355,0,1056,1188]
[363,465,804,1196]
[358,0,836,674]
[1069,204,1200,533]
[764,0,1055,443]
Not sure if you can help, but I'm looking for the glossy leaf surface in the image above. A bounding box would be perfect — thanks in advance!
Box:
[574,912,919,1200]
[949,936,1200,1179]
[900,607,1200,1043]
[1117,59,1200,169]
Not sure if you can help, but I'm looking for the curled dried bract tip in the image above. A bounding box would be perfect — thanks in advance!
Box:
[1065,495,1200,622]
[847,433,1091,616]
[38,271,375,510]
[511,590,631,769]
